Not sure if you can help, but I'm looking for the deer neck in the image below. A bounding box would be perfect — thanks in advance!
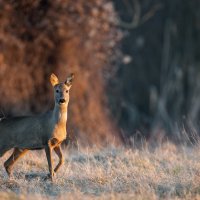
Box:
[52,104,68,125]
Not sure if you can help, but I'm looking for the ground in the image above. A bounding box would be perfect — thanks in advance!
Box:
[0,142,200,199]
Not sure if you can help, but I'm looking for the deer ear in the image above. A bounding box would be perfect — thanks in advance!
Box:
[50,73,59,86]
[65,73,74,86]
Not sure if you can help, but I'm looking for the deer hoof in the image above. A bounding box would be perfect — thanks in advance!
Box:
[46,172,55,181]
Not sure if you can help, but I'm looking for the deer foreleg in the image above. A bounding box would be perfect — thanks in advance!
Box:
[45,142,54,181]
[54,145,64,173]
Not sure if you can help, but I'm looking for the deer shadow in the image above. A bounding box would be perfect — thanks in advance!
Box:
[25,172,50,181]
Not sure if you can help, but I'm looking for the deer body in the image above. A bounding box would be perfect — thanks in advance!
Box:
[0,73,74,181]
[0,109,67,150]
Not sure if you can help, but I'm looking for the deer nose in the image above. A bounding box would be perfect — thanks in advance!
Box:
[59,99,66,104]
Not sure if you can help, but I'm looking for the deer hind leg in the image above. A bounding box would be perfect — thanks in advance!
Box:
[4,148,28,177]
[54,145,64,173]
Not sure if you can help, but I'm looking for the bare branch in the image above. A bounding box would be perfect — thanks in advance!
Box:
[117,0,141,29]
[117,1,162,29]
[141,4,163,24]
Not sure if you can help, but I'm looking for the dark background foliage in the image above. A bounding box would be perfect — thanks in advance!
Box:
[112,0,200,143]
[0,0,200,145]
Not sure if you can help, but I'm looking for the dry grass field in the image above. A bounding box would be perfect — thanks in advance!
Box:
[1,142,200,200]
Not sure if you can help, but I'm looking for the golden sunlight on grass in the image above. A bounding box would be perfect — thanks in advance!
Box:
[1,143,200,199]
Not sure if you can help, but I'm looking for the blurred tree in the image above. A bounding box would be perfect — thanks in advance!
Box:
[111,0,200,142]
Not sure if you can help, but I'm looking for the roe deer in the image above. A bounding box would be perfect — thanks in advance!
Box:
[0,73,74,181]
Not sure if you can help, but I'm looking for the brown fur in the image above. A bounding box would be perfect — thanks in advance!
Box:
[0,73,74,181]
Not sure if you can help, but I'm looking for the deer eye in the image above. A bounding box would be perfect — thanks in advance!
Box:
[66,90,69,93]
[56,89,59,93]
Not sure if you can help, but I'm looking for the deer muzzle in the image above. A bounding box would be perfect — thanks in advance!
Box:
[59,99,66,104]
